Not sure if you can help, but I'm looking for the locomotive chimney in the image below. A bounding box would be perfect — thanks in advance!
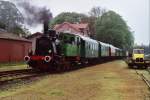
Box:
[43,12,49,34]
[42,12,56,38]
[43,11,52,34]
[43,17,56,38]
[43,19,49,34]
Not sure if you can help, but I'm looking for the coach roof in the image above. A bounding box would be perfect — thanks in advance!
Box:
[78,34,98,44]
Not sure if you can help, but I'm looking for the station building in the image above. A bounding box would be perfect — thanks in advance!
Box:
[0,31,31,63]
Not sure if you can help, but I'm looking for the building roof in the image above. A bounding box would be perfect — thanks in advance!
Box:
[53,22,88,32]
[71,23,88,29]
[0,31,31,42]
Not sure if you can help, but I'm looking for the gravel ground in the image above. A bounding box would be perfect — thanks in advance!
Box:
[0,60,150,100]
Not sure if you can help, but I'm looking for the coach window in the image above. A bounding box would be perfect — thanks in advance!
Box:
[77,37,81,45]
[70,37,75,45]
[75,37,78,45]
[93,44,94,50]
[89,43,90,50]
[93,44,94,51]
[93,44,95,50]
[63,36,69,43]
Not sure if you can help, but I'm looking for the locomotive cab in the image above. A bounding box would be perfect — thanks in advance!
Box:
[128,48,148,69]
[35,37,54,55]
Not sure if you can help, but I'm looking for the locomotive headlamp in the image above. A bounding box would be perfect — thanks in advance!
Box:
[24,56,30,62]
[128,60,132,63]
[44,56,51,62]
[48,50,52,53]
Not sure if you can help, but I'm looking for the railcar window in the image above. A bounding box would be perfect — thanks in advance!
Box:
[133,50,144,54]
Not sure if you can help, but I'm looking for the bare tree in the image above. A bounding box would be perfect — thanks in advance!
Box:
[89,6,106,17]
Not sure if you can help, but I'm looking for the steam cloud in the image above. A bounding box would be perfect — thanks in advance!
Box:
[15,1,53,27]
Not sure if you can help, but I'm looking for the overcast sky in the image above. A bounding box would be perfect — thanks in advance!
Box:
[6,0,150,45]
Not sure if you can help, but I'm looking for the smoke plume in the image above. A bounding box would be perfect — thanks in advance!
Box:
[15,1,53,27]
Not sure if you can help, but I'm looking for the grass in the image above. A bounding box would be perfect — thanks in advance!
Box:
[0,61,27,71]
[0,60,149,100]
[0,62,25,67]
[49,89,64,96]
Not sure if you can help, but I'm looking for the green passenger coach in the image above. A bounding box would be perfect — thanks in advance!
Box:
[79,35,99,58]
[99,42,110,57]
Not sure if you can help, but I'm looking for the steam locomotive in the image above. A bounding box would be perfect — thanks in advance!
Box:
[24,20,126,71]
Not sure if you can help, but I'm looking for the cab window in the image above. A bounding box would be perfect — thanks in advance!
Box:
[133,49,144,54]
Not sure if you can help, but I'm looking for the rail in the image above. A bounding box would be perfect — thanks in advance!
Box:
[0,69,48,90]
[136,70,150,89]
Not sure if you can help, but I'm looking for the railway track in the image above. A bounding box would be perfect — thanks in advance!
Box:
[0,69,35,77]
[0,69,48,89]
[147,68,150,74]
[135,69,150,89]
